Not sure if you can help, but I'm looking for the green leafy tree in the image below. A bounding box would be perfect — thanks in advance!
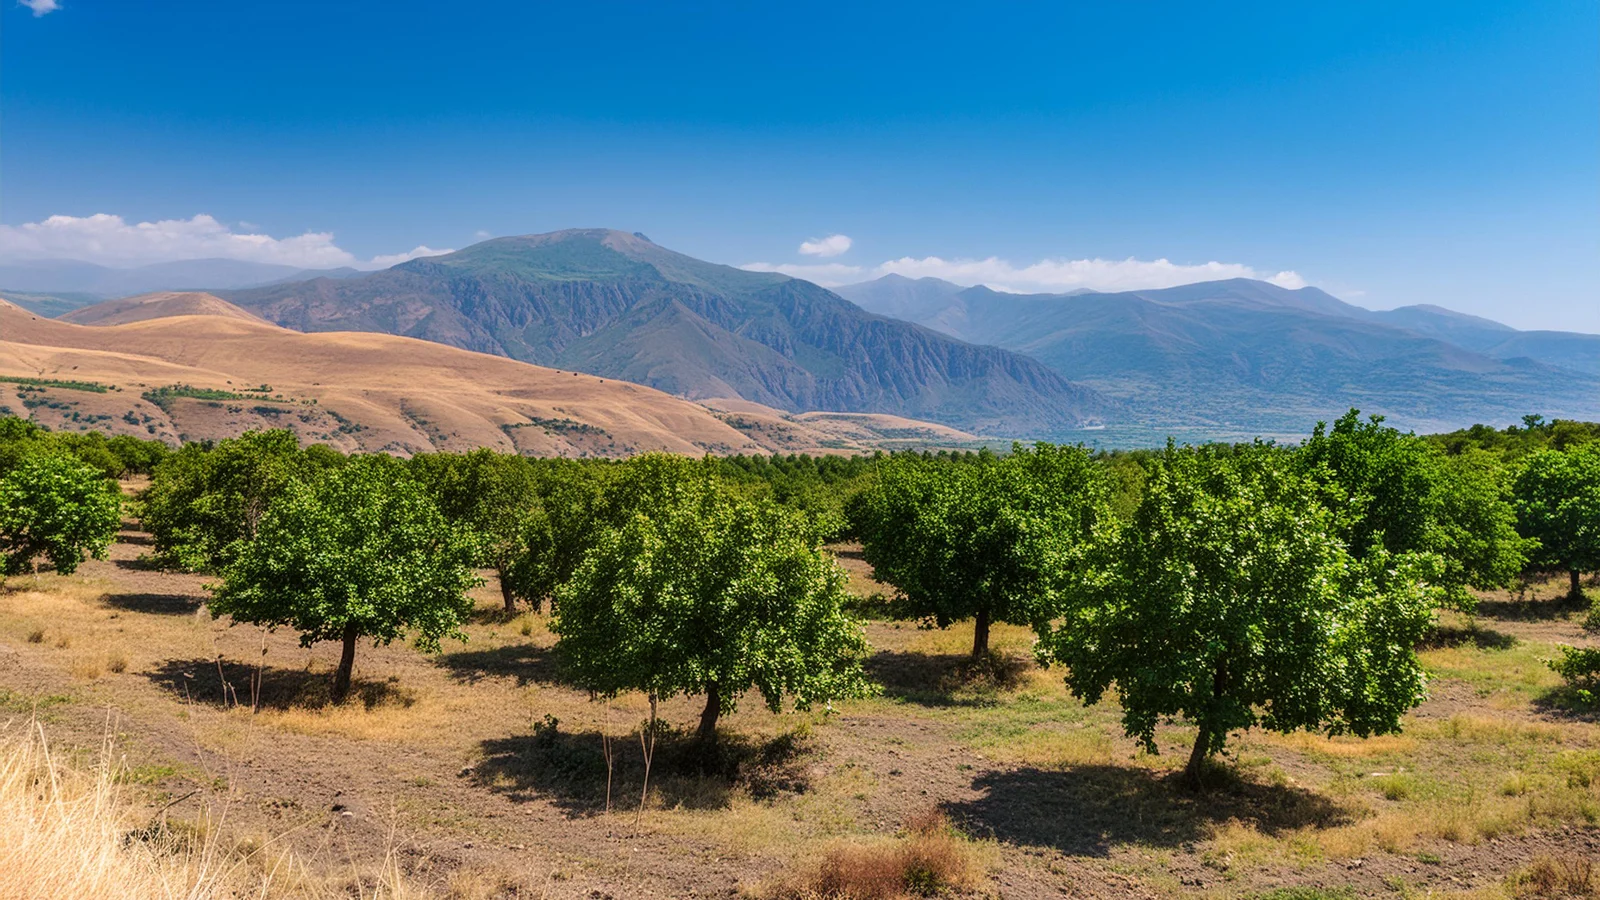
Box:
[1298,410,1529,610]
[1513,446,1600,598]
[210,455,480,703]
[0,453,123,576]
[142,430,342,571]
[504,459,613,612]
[552,457,871,756]
[851,444,1107,657]
[1038,444,1436,786]
[412,449,541,611]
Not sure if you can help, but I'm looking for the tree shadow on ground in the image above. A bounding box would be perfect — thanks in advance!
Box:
[147,658,413,711]
[1533,687,1600,724]
[437,642,561,687]
[866,648,1032,708]
[1419,621,1518,651]
[943,763,1350,857]
[470,722,811,816]
[116,531,155,547]
[1476,592,1589,622]
[104,592,204,616]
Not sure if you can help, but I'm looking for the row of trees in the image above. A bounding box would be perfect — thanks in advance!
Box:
[4,411,1597,782]
[852,412,1599,782]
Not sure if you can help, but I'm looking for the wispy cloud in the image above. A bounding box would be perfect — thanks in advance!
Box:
[798,234,852,258]
[19,0,60,16]
[744,251,1306,293]
[877,255,1306,293]
[0,213,444,270]
[742,261,866,283]
[369,245,452,267]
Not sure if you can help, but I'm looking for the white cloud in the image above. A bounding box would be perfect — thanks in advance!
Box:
[877,255,1307,294]
[742,261,866,285]
[0,213,445,270]
[743,251,1309,294]
[798,234,852,258]
[368,245,452,268]
[20,0,60,16]
[473,230,492,239]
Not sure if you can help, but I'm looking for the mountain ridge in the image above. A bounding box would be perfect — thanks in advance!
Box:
[834,274,1600,432]
[220,229,1107,436]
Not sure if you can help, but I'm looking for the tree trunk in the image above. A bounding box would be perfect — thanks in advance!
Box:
[697,682,722,753]
[1572,569,1583,600]
[499,568,517,612]
[1184,726,1212,788]
[331,621,359,705]
[971,608,992,659]
[1185,661,1229,788]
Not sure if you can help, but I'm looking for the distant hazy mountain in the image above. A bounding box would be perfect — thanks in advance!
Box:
[835,275,1600,433]
[0,257,362,303]
[221,230,1106,436]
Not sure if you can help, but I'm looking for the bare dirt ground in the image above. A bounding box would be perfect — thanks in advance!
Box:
[2,525,1598,898]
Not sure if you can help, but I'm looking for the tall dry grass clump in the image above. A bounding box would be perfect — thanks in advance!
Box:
[763,809,989,900]
[0,719,243,899]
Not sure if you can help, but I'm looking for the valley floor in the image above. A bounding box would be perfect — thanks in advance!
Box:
[2,518,1598,898]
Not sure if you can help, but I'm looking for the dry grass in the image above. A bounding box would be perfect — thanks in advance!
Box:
[760,809,991,900]
[1509,854,1597,898]
[0,718,251,899]
[0,718,446,900]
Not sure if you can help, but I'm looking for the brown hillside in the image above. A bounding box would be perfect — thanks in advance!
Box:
[0,300,975,456]
[59,291,271,327]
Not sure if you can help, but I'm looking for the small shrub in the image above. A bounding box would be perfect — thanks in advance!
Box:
[25,629,44,644]
[1548,646,1600,705]
[53,635,71,649]
[106,652,128,675]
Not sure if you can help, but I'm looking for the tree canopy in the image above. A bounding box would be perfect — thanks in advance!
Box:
[1038,444,1437,785]
[142,430,343,571]
[1297,410,1529,610]
[851,443,1107,656]
[411,449,542,610]
[0,453,123,576]
[209,454,480,703]
[1513,445,1600,598]
[552,455,871,753]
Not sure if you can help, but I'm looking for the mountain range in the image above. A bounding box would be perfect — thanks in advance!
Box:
[4,231,1596,442]
[834,275,1600,435]
[217,230,1104,436]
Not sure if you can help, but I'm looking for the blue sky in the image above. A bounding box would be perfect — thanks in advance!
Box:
[2,1,1596,330]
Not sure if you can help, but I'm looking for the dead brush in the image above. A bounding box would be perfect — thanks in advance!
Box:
[1511,854,1597,898]
[765,809,985,900]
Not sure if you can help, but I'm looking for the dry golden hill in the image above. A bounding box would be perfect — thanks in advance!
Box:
[59,291,272,327]
[0,299,980,456]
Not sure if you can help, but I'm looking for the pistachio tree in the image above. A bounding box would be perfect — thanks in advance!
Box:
[851,444,1106,657]
[0,453,123,576]
[552,456,871,757]
[1298,410,1529,610]
[411,449,541,611]
[210,454,479,703]
[1513,445,1600,598]
[1038,444,1436,785]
